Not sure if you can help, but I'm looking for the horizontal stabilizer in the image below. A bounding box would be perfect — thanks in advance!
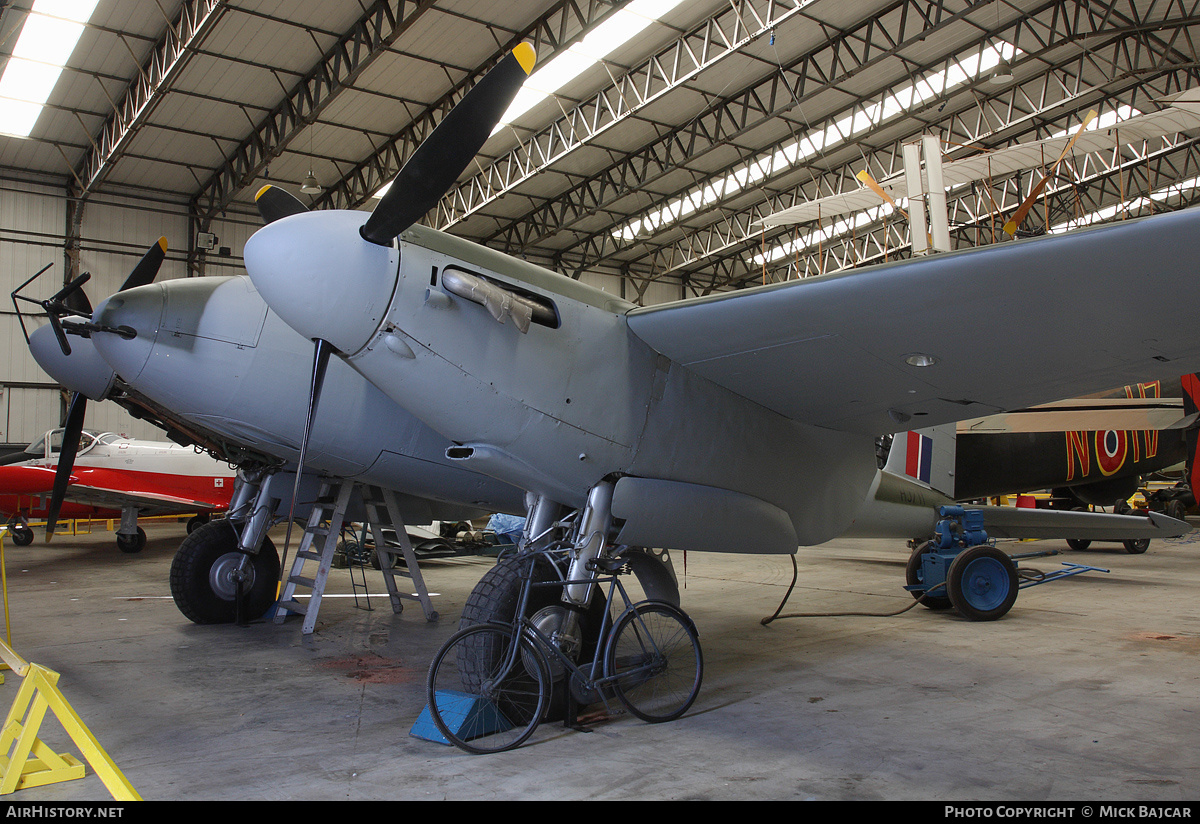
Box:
[975,507,1189,541]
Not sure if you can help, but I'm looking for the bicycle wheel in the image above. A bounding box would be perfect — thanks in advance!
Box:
[604,601,702,723]
[426,623,550,754]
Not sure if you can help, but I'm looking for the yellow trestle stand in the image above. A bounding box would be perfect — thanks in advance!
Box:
[0,530,141,800]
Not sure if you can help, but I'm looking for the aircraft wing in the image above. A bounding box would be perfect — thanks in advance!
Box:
[626,207,1200,436]
[59,482,229,515]
[957,397,1191,433]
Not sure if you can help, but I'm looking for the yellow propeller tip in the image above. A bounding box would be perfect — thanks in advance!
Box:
[157,236,168,252]
[1002,221,1017,236]
[254,185,274,201]
[513,42,536,75]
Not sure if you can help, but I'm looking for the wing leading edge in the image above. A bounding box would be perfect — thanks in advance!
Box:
[627,207,1200,435]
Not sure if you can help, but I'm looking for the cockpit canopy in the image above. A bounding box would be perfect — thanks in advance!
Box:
[23,428,116,460]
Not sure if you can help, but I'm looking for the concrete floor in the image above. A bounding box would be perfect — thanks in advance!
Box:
[0,519,1198,801]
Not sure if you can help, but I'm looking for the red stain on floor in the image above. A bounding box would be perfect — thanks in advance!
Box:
[319,654,422,684]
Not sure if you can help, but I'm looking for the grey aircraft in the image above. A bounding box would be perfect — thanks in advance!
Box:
[224,45,1198,629]
[48,45,1189,641]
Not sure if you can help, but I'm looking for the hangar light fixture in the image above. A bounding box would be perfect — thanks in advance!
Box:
[0,0,100,138]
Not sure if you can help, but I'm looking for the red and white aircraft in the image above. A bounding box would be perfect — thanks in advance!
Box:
[0,427,235,552]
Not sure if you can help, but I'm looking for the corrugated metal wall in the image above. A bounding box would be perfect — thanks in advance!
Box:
[0,183,255,446]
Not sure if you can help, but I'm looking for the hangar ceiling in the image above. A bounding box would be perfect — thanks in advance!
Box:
[2,0,1200,303]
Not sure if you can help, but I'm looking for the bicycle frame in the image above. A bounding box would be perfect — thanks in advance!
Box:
[491,548,666,709]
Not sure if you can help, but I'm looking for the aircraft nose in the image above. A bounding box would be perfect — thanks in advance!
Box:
[243,209,396,355]
[91,283,165,385]
[28,324,116,400]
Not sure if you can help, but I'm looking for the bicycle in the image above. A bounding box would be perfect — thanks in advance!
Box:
[425,545,703,754]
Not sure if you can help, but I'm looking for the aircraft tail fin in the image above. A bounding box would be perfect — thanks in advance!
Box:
[883,423,957,498]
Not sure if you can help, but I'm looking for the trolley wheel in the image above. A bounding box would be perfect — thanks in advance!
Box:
[905,541,951,610]
[946,545,1019,622]
[426,623,550,755]
[1165,499,1187,521]
[605,601,703,723]
[1123,538,1150,554]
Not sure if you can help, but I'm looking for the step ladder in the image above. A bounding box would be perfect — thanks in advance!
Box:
[359,485,439,622]
[273,480,355,634]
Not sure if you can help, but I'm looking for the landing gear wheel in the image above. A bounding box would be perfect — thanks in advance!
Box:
[170,519,280,624]
[905,541,951,610]
[947,545,1019,622]
[116,527,147,554]
[605,601,703,723]
[8,525,33,546]
[1123,538,1150,554]
[426,623,550,754]
[461,554,609,718]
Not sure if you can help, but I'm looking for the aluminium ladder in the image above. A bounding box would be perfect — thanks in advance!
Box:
[273,480,438,634]
[358,484,438,622]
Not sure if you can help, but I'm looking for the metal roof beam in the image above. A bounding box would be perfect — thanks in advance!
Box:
[592,11,1200,285]
[75,0,226,198]
[488,0,995,262]
[190,0,440,225]
[314,0,628,213]
[429,0,826,232]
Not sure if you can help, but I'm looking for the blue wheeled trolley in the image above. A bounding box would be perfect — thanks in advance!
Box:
[904,506,1109,621]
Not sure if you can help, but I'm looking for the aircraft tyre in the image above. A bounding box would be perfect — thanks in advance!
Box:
[946,545,1019,622]
[116,527,147,553]
[8,525,33,546]
[905,542,951,610]
[186,514,210,534]
[170,519,280,624]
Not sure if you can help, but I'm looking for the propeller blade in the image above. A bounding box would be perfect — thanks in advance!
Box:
[1002,110,1098,236]
[255,185,310,224]
[279,338,334,561]
[46,391,87,541]
[360,42,536,246]
[120,237,168,292]
[856,170,908,219]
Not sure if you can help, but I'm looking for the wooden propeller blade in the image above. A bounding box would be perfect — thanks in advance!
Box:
[856,170,907,218]
[1002,110,1098,236]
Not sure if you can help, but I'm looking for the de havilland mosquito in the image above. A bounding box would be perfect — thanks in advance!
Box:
[27,45,1193,640]
[218,45,1196,615]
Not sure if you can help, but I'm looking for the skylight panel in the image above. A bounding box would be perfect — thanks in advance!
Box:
[494,0,687,130]
[0,0,100,139]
